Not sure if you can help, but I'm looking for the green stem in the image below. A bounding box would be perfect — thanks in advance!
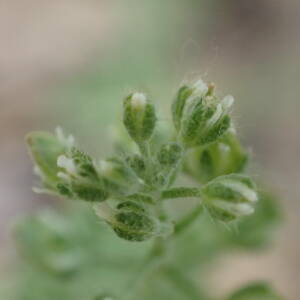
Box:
[161,187,201,200]
[174,204,204,235]
[121,238,165,300]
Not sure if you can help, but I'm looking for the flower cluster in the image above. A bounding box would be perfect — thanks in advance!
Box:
[27,79,259,242]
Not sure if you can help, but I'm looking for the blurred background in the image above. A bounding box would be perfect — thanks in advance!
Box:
[0,0,299,298]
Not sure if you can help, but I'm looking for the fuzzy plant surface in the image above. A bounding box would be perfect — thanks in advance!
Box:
[13,79,282,300]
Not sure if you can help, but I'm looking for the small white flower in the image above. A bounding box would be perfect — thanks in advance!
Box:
[131,92,147,109]
[57,155,76,175]
[55,126,75,149]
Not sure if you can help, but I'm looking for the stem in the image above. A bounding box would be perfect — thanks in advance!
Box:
[138,141,154,186]
[161,187,201,200]
[121,238,165,300]
[174,204,204,235]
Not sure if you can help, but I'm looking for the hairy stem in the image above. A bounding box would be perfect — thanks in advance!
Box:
[161,187,202,200]
[121,238,165,300]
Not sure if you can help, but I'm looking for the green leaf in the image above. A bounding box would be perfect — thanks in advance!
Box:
[227,282,282,300]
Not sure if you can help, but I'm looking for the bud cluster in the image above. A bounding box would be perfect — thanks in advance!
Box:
[172,80,234,147]
[27,78,259,242]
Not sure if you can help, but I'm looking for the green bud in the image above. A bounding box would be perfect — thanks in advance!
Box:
[157,142,182,167]
[26,131,66,191]
[27,128,109,202]
[184,130,248,183]
[227,282,281,300]
[56,148,109,202]
[123,92,157,143]
[71,183,108,202]
[71,148,99,180]
[111,201,157,242]
[201,174,258,222]
[126,154,146,180]
[172,79,233,147]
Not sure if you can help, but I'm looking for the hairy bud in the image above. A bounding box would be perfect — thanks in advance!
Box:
[123,92,157,143]
[172,79,233,147]
[26,129,109,202]
[110,201,157,242]
[26,130,70,192]
[157,142,182,167]
[126,154,146,180]
[201,174,258,222]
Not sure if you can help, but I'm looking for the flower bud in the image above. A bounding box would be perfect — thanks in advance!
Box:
[56,148,109,202]
[111,201,157,242]
[172,79,208,132]
[26,131,68,191]
[71,183,108,202]
[123,92,157,143]
[172,79,233,147]
[157,142,182,167]
[201,174,258,222]
[126,154,146,180]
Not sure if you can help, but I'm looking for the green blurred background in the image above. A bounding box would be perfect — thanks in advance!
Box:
[0,0,299,298]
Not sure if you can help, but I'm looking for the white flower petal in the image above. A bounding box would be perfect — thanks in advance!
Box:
[57,155,76,174]
[131,93,147,109]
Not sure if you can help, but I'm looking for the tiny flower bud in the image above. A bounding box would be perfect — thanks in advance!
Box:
[126,154,146,180]
[26,131,66,190]
[123,92,157,143]
[201,174,258,222]
[71,183,108,202]
[157,142,182,167]
[111,202,157,242]
[172,79,233,148]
